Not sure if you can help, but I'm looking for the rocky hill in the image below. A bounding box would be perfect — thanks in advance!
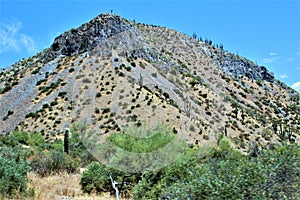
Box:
[0,13,299,151]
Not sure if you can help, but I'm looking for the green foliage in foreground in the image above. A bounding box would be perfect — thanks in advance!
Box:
[80,162,113,194]
[80,135,300,199]
[0,146,33,198]
[0,129,82,198]
[1,125,299,199]
[134,138,300,199]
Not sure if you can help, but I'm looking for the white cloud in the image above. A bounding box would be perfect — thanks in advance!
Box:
[0,19,36,54]
[263,57,278,64]
[262,52,279,64]
[291,82,300,93]
[296,52,300,55]
[279,73,288,79]
[20,34,36,53]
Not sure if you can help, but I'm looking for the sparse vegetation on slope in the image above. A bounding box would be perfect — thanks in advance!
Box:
[0,12,299,199]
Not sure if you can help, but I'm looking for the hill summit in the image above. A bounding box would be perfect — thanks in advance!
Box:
[0,13,299,151]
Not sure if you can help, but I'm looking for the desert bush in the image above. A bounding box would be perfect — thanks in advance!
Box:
[82,78,91,83]
[69,67,75,73]
[256,78,263,86]
[189,78,199,87]
[95,92,101,97]
[30,150,79,177]
[131,61,136,67]
[28,131,45,147]
[58,91,67,97]
[0,84,12,94]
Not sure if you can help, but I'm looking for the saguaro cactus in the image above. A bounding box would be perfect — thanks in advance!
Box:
[64,129,69,154]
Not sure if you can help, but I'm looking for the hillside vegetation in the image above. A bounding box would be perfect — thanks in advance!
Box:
[0,13,299,199]
[1,125,299,199]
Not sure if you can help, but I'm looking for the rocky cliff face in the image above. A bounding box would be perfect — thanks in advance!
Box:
[46,14,131,58]
[219,54,274,82]
[46,13,275,83]
[203,47,275,82]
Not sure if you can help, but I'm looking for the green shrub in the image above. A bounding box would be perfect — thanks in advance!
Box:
[58,91,67,97]
[102,107,110,114]
[0,84,12,94]
[256,78,263,86]
[30,150,79,177]
[42,103,50,109]
[0,146,33,198]
[189,78,199,87]
[50,100,58,107]
[126,66,131,71]
[0,131,44,150]
[133,138,300,199]
[28,132,45,147]
[25,112,38,119]
[7,110,14,116]
[69,67,75,73]
[131,61,136,67]
[107,128,174,153]
[80,162,113,194]
[48,139,64,151]
[82,78,91,83]
[96,92,101,98]
[1,131,30,146]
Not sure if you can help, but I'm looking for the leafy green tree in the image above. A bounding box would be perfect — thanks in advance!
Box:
[80,161,114,194]
[0,146,33,198]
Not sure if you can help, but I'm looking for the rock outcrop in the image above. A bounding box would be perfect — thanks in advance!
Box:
[209,48,275,82]
[219,54,274,82]
[46,14,131,58]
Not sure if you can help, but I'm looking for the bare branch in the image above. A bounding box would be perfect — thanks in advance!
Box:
[110,174,120,200]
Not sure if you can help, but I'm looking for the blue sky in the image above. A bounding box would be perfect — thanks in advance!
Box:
[0,0,299,92]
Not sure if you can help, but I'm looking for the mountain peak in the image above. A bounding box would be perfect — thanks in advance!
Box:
[47,13,131,58]
[0,13,299,151]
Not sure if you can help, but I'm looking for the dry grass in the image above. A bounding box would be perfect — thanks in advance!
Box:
[27,172,116,200]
